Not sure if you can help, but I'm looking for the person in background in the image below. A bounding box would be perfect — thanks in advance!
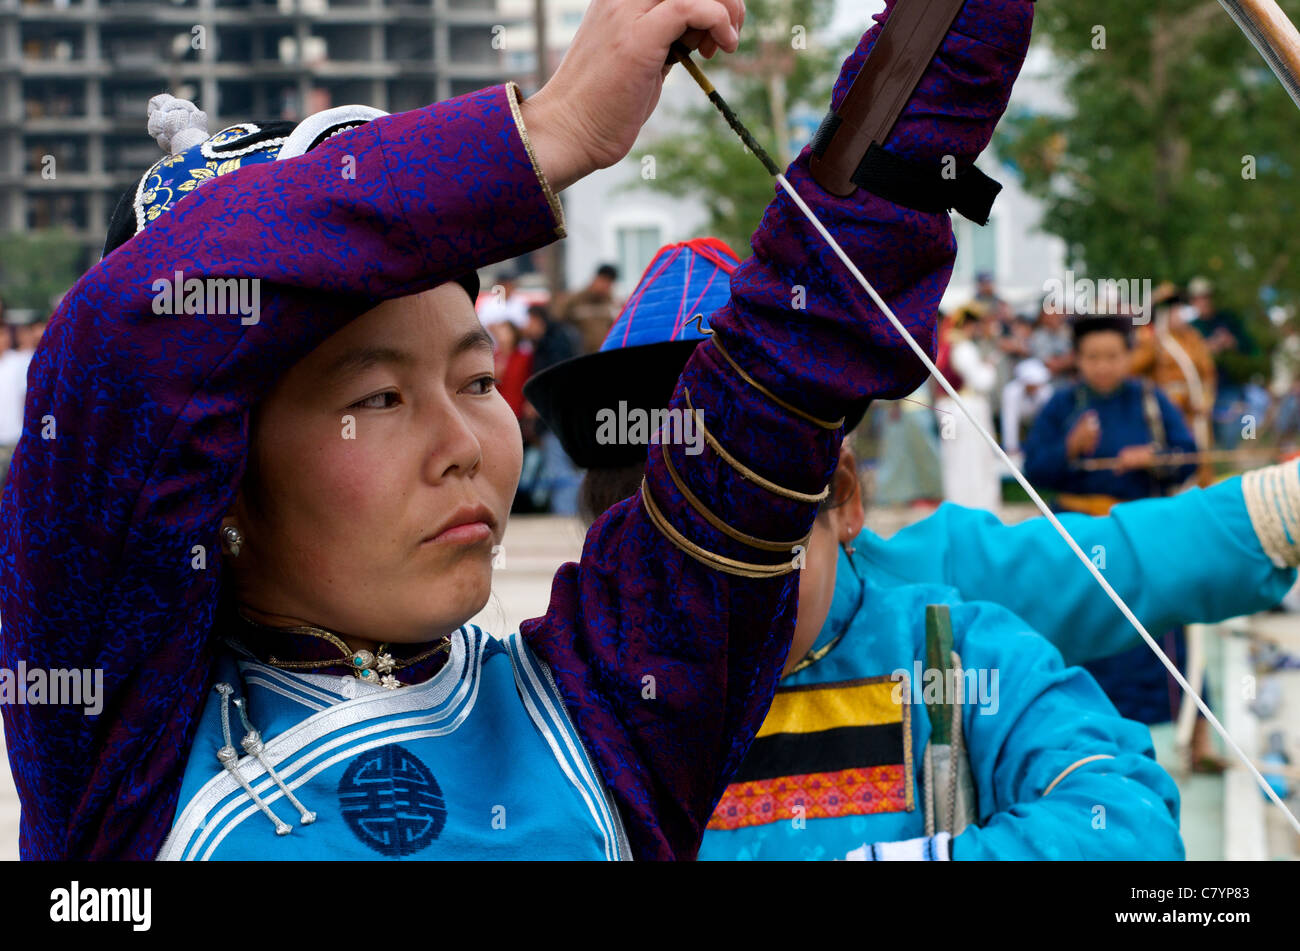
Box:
[1029,296,1074,380]
[560,263,620,355]
[989,305,1031,427]
[1000,357,1052,464]
[477,269,530,330]
[936,304,1002,513]
[1024,315,1208,753]
[1130,282,1216,486]
[1186,276,1262,450]
[871,387,944,508]
[1023,315,1198,514]
[524,302,579,375]
[521,303,582,515]
[0,307,48,488]
[972,270,1002,311]
[489,319,533,420]
[1268,311,1300,450]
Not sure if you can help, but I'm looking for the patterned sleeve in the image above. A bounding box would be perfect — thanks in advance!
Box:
[0,83,563,859]
[521,0,1035,860]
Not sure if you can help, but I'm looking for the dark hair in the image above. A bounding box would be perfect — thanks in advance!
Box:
[596,264,619,281]
[579,464,646,526]
[527,303,551,323]
[240,403,270,523]
[1071,315,1133,350]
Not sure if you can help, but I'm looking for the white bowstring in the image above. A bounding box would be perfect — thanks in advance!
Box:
[775,171,1300,835]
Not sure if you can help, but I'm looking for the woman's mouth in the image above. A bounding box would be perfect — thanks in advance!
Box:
[425,521,494,545]
[421,504,498,546]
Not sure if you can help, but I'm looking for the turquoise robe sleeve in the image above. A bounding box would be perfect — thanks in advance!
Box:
[947,600,1184,860]
[854,474,1295,666]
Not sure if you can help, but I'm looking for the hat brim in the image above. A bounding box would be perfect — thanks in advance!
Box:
[524,339,701,469]
[525,338,868,470]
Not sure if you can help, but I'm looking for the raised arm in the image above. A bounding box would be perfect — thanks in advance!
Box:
[853,468,1297,665]
[0,84,563,859]
[521,0,1035,859]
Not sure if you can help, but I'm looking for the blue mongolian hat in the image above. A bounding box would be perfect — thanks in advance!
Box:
[525,237,739,469]
[529,239,737,472]
[103,94,479,300]
[526,235,870,470]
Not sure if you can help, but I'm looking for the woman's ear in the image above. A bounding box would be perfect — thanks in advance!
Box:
[834,445,865,543]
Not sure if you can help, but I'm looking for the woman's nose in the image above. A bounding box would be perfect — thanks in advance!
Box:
[428,405,483,481]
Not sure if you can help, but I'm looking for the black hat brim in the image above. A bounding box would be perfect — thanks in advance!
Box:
[525,338,868,470]
[524,339,701,469]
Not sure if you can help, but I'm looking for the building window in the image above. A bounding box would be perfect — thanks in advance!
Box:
[615,225,662,294]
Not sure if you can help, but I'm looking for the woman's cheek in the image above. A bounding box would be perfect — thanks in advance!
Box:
[480,398,525,507]
[299,416,407,522]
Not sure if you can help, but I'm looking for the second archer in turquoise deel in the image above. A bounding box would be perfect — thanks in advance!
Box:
[529,235,1299,861]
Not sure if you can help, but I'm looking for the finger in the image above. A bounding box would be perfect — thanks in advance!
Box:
[678,26,707,52]
[715,0,744,33]
[643,0,737,55]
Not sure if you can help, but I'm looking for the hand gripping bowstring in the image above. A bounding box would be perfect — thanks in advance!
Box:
[667,5,1300,834]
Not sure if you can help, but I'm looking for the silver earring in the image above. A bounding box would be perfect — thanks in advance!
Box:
[222,525,243,557]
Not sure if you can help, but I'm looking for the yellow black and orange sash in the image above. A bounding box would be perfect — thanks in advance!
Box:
[708,675,914,831]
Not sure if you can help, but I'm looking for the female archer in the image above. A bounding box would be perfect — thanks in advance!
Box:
[0,0,1034,859]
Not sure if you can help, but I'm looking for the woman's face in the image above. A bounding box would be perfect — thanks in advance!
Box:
[224,282,522,644]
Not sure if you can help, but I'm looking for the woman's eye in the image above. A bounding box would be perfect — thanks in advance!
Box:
[351,391,399,410]
[466,375,497,395]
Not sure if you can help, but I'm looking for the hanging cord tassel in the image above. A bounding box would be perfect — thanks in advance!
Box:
[234,697,316,826]
[213,683,291,836]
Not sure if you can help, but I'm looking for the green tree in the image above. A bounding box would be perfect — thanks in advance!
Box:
[998,0,1300,320]
[0,231,85,314]
[628,0,854,255]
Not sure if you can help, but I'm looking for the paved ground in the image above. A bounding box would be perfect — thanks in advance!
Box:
[0,730,15,860]
[1,504,1295,860]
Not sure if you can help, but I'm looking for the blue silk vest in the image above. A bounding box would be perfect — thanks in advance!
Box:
[159,625,630,860]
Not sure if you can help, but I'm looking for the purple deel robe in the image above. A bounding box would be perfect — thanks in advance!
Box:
[0,0,1033,859]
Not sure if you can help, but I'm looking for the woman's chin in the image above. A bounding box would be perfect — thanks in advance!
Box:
[390,564,496,641]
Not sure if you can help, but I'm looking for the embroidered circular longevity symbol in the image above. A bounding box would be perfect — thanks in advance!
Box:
[338,745,447,856]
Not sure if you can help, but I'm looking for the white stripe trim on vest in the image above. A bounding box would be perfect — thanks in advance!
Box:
[159,627,477,859]
[503,632,629,860]
[241,676,327,713]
